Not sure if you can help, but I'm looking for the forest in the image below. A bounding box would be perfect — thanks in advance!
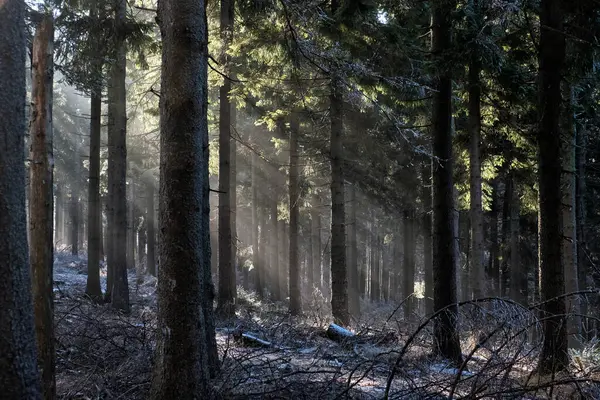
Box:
[1,0,600,398]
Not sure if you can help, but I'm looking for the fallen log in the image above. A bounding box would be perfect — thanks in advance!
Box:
[326,323,355,342]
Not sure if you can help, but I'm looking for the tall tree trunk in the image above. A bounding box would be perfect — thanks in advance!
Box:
[55,186,64,246]
[422,160,434,315]
[370,215,380,302]
[501,172,512,297]
[216,0,236,317]
[270,191,280,301]
[488,178,500,295]
[561,83,581,348]
[259,203,269,295]
[137,217,146,271]
[29,14,56,399]
[537,0,568,374]
[289,115,301,315]
[0,0,42,395]
[151,0,217,394]
[348,184,360,318]
[329,58,349,326]
[509,185,524,304]
[70,193,79,256]
[127,181,136,271]
[251,151,261,296]
[86,88,102,299]
[468,0,484,299]
[431,0,462,365]
[403,209,416,318]
[107,0,130,312]
[576,123,588,339]
[312,208,322,293]
[146,181,156,276]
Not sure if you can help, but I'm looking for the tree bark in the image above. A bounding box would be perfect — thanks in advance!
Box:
[146,181,156,276]
[289,115,301,315]
[403,209,415,318]
[537,0,568,374]
[501,172,512,297]
[0,0,42,395]
[431,0,462,365]
[370,214,380,302]
[270,188,280,301]
[29,13,56,399]
[251,150,261,296]
[561,83,581,348]
[86,89,103,300]
[509,184,525,305]
[488,178,500,295]
[329,75,349,326]
[70,193,79,256]
[127,180,136,270]
[311,205,322,293]
[468,0,484,299]
[422,161,434,315]
[348,184,360,318]
[107,0,130,312]
[216,0,236,317]
[576,123,588,339]
[151,0,217,395]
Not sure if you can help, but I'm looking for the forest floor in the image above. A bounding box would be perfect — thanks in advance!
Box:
[53,251,600,399]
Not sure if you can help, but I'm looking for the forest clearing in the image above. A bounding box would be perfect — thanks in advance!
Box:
[2,0,600,399]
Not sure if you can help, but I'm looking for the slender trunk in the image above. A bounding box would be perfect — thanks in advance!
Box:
[501,173,512,297]
[137,216,146,272]
[561,83,581,348]
[127,180,136,270]
[0,0,42,395]
[312,207,322,292]
[370,215,379,302]
[537,0,568,373]
[403,209,415,318]
[259,203,269,296]
[70,194,79,256]
[55,186,64,246]
[431,0,462,364]
[86,89,102,299]
[489,178,500,295]
[270,191,280,301]
[468,6,484,298]
[422,160,434,315]
[251,151,261,296]
[348,184,360,317]
[289,115,301,315]
[146,181,156,276]
[216,0,236,317]
[576,124,588,338]
[509,185,524,304]
[29,14,56,399]
[329,76,348,325]
[151,0,217,394]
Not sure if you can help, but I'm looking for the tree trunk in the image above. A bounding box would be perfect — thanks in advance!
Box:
[312,206,322,293]
[29,13,56,399]
[422,161,434,315]
[0,0,42,395]
[509,185,525,304]
[55,186,64,246]
[403,209,415,318]
[488,178,500,295]
[70,194,79,256]
[289,115,301,315]
[106,0,129,312]
[501,172,512,297]
[146,181,156,276]
[86,88,103,299]
[348,184,360,318]
[270,188,280,301]
[576,123,588,339]
[259,203,269,295]
[251,151,261,296]
[370,215,380,302]
[561,83,581,348]
[137,217,146,271]
[431,0,462,365]
[468,1,484,299]
[329,73,349,326]
[127,180,136,271]
[151,0,217,394]
[216,0,236,317]
[537,0,568,374]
